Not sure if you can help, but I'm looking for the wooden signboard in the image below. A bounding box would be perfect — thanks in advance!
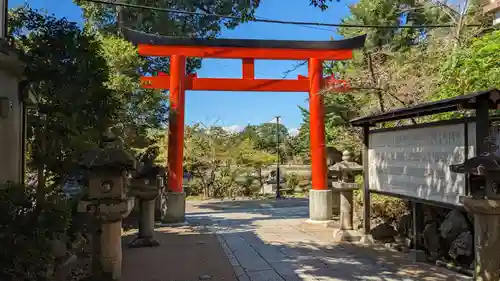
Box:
[368,122,476,206]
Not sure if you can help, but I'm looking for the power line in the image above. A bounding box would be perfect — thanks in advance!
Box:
[256,15,335,32]
[82,0,482,29]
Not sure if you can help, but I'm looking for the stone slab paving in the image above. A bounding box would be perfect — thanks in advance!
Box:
[121,225,238,281]
[187,199,473,281]
[121,199,473,281]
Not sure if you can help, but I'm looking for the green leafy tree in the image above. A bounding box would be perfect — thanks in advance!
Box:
[9,7,120,201]
[254,123,289,162]
[184,124,280,198]
[71,0,263,160]
[435,30,500,100]
[299,0,497,226]
[296,0,491,159]
[184,124,241,198]
[236,138,277,192]
[75,0,261,74]
[97,35,168,154]
[309,0,340,11]
[239,124,260,141]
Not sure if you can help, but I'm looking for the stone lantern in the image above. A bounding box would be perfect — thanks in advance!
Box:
[329,151,363,242]
[450,137,500,281]
[128,156,164,248]
[78,129,136,281]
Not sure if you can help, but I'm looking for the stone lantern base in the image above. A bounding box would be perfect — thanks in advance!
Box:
[333,229,362,242]
[128,199,160,248]
[128,236,160,248]
[461,197,500,281]
[360,234,375,245]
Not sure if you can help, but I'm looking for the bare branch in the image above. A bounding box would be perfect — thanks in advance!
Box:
[430,0,460,24]
[282,60,307,78]
[367,53,386,113]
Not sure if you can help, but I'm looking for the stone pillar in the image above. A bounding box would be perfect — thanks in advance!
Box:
[309,189,333,221]
[155,175,167,220]
[128,197,159,248]
[155,190,167,220]
[339,190,353,230]
[164,191,186,223]
[331,151,363,242]
[462,198,500,281]
[100,221,123,280]
[129,162,162,247]
[140,199,155,238]
[327,169,340,215]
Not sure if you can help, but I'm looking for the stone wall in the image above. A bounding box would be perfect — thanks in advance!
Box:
[261,165,312,179]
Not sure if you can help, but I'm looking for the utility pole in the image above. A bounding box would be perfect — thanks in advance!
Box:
[275,116,281,199]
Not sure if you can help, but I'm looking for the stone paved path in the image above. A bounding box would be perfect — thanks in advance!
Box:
[123,198,472,281]
[122,222,238,281]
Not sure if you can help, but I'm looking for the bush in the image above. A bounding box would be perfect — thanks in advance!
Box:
[353,175,409,223]
[285,173,299,191]
[236,176,260,197]
[0,182,72,281]
[353,190,408,222]
[294,174,311,194]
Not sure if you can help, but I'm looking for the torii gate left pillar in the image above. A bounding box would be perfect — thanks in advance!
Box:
[125,29,366,223]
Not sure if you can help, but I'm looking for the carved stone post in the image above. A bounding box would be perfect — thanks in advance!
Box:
[155,174,167,220]
[328,169,340,215]
[330,151,363,242]
[450,137,500,281]
[128,161,163,248]
[78,130,136,280]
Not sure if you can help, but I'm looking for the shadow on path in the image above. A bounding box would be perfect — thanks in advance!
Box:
[218,230,464,281]
[121,199,471,281]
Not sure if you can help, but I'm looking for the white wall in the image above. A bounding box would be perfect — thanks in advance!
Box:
[0,52,24,184]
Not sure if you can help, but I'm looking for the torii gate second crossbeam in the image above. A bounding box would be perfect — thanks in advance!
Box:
[124,28,366,223]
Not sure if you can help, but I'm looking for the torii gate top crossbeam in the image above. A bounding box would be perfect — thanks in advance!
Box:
[123,28,366,60]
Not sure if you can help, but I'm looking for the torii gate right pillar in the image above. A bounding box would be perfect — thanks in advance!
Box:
[308,58,332,222]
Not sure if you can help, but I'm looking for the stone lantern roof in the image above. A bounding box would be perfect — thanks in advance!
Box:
[133,149,165,179]
[449,155,500,176]
[329,151,363,173]
[450,137,500,176]
[79,129,136,171]
[134,164,165,179]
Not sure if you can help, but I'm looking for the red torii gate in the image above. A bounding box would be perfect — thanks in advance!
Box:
[124,29,365,222]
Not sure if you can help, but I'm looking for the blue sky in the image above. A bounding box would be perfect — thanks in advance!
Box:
[9,0,357,133]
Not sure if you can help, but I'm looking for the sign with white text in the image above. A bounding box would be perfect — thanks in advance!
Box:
[368,122,476,205]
